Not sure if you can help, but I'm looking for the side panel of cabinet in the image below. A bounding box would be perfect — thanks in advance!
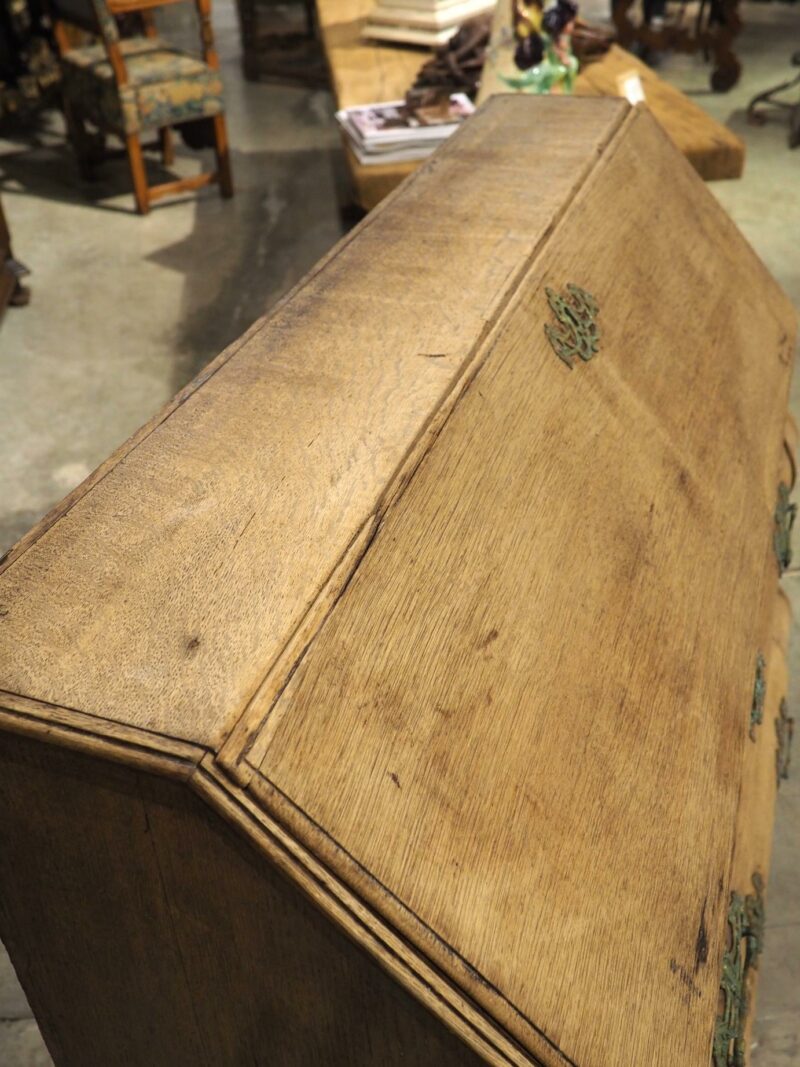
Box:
[726,583,793,1062]
[0,731,488,1067]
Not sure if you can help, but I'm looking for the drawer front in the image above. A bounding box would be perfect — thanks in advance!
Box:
[715,578,793,1066]
[715,420,795,1066]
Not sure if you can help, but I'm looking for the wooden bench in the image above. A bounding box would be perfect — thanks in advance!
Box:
[318,0,745,210]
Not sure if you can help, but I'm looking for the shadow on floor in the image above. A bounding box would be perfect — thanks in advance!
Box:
[0,121,351,392]
[147,143,350,392]
[0,507,48,555]
[0,134,212,215]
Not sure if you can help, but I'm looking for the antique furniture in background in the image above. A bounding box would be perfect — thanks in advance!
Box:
[49,0,233,213]
[0,0,61,119]
[0,95,794,1066]
[480,0,743,177]
[748,50,800,149]
[316,0,744,212]
[482,37,745,180]
[234,0,324,84]
[612,0,742,91]
[0,194,30,321]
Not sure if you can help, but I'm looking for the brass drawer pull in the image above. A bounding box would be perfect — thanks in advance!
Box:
[544,284,600,369]
[750,653,766,741]
[783,438,797,491]
[713,873,765,1067]
[773,482,796,573]
[776,697,794,785]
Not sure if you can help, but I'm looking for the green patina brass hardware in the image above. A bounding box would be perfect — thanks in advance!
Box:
[776,697,794,785]
[773,482,796,573]
[713,873,766,1067]
[750,653,766,741]
[713,893,746,1067]
[544,284,600,369]
[745,873,765,971]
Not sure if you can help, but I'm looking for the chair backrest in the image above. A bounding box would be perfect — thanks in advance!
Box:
[48,0,119,41]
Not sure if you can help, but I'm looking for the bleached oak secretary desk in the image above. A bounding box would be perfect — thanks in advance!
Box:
[0,96,796,1067]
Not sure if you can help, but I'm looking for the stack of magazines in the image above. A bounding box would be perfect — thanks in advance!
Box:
[363,0,495,46]
[335,94,476,165]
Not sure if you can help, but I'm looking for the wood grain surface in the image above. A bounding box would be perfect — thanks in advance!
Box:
[317,0,423,110]
[246,107,794,1067]
[0,96,627,756]
[194,756,541,1066]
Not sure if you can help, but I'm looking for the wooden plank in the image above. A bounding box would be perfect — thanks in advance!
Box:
[247,106,794,1067]
[316,0,424,211]
[0,734,209,1065]
[730,584,792,1058]
[0,96,627,754]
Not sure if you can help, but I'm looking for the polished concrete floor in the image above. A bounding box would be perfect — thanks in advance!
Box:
[0,1,799,1063]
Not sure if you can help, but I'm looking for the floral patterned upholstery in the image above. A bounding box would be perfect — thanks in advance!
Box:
[61,36,224,135]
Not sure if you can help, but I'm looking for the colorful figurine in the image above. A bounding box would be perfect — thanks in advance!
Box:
[501,0,579,94]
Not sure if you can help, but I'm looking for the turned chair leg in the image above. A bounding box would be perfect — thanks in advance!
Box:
[213,114,234,199]
[62,98,97,181]
[125,134,150,215]
[160,127,175,167]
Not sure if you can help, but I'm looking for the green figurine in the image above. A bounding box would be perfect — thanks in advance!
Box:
[502,0,579,94]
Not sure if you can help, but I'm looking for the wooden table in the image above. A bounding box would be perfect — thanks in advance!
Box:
[317,0,421,210]
[317,0,745,210]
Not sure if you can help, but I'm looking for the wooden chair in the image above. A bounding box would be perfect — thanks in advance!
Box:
[747,51,800,150]
[49,0,234,213]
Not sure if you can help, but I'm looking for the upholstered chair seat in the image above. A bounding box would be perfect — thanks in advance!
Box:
[61,36,225,136]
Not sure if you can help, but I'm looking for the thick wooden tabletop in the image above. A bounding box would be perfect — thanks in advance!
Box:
[317,0,744,209]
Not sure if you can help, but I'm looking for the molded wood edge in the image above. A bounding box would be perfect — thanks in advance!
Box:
[0,691,203,780]
[244,768,578,1067]
[191,755,564,1067]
